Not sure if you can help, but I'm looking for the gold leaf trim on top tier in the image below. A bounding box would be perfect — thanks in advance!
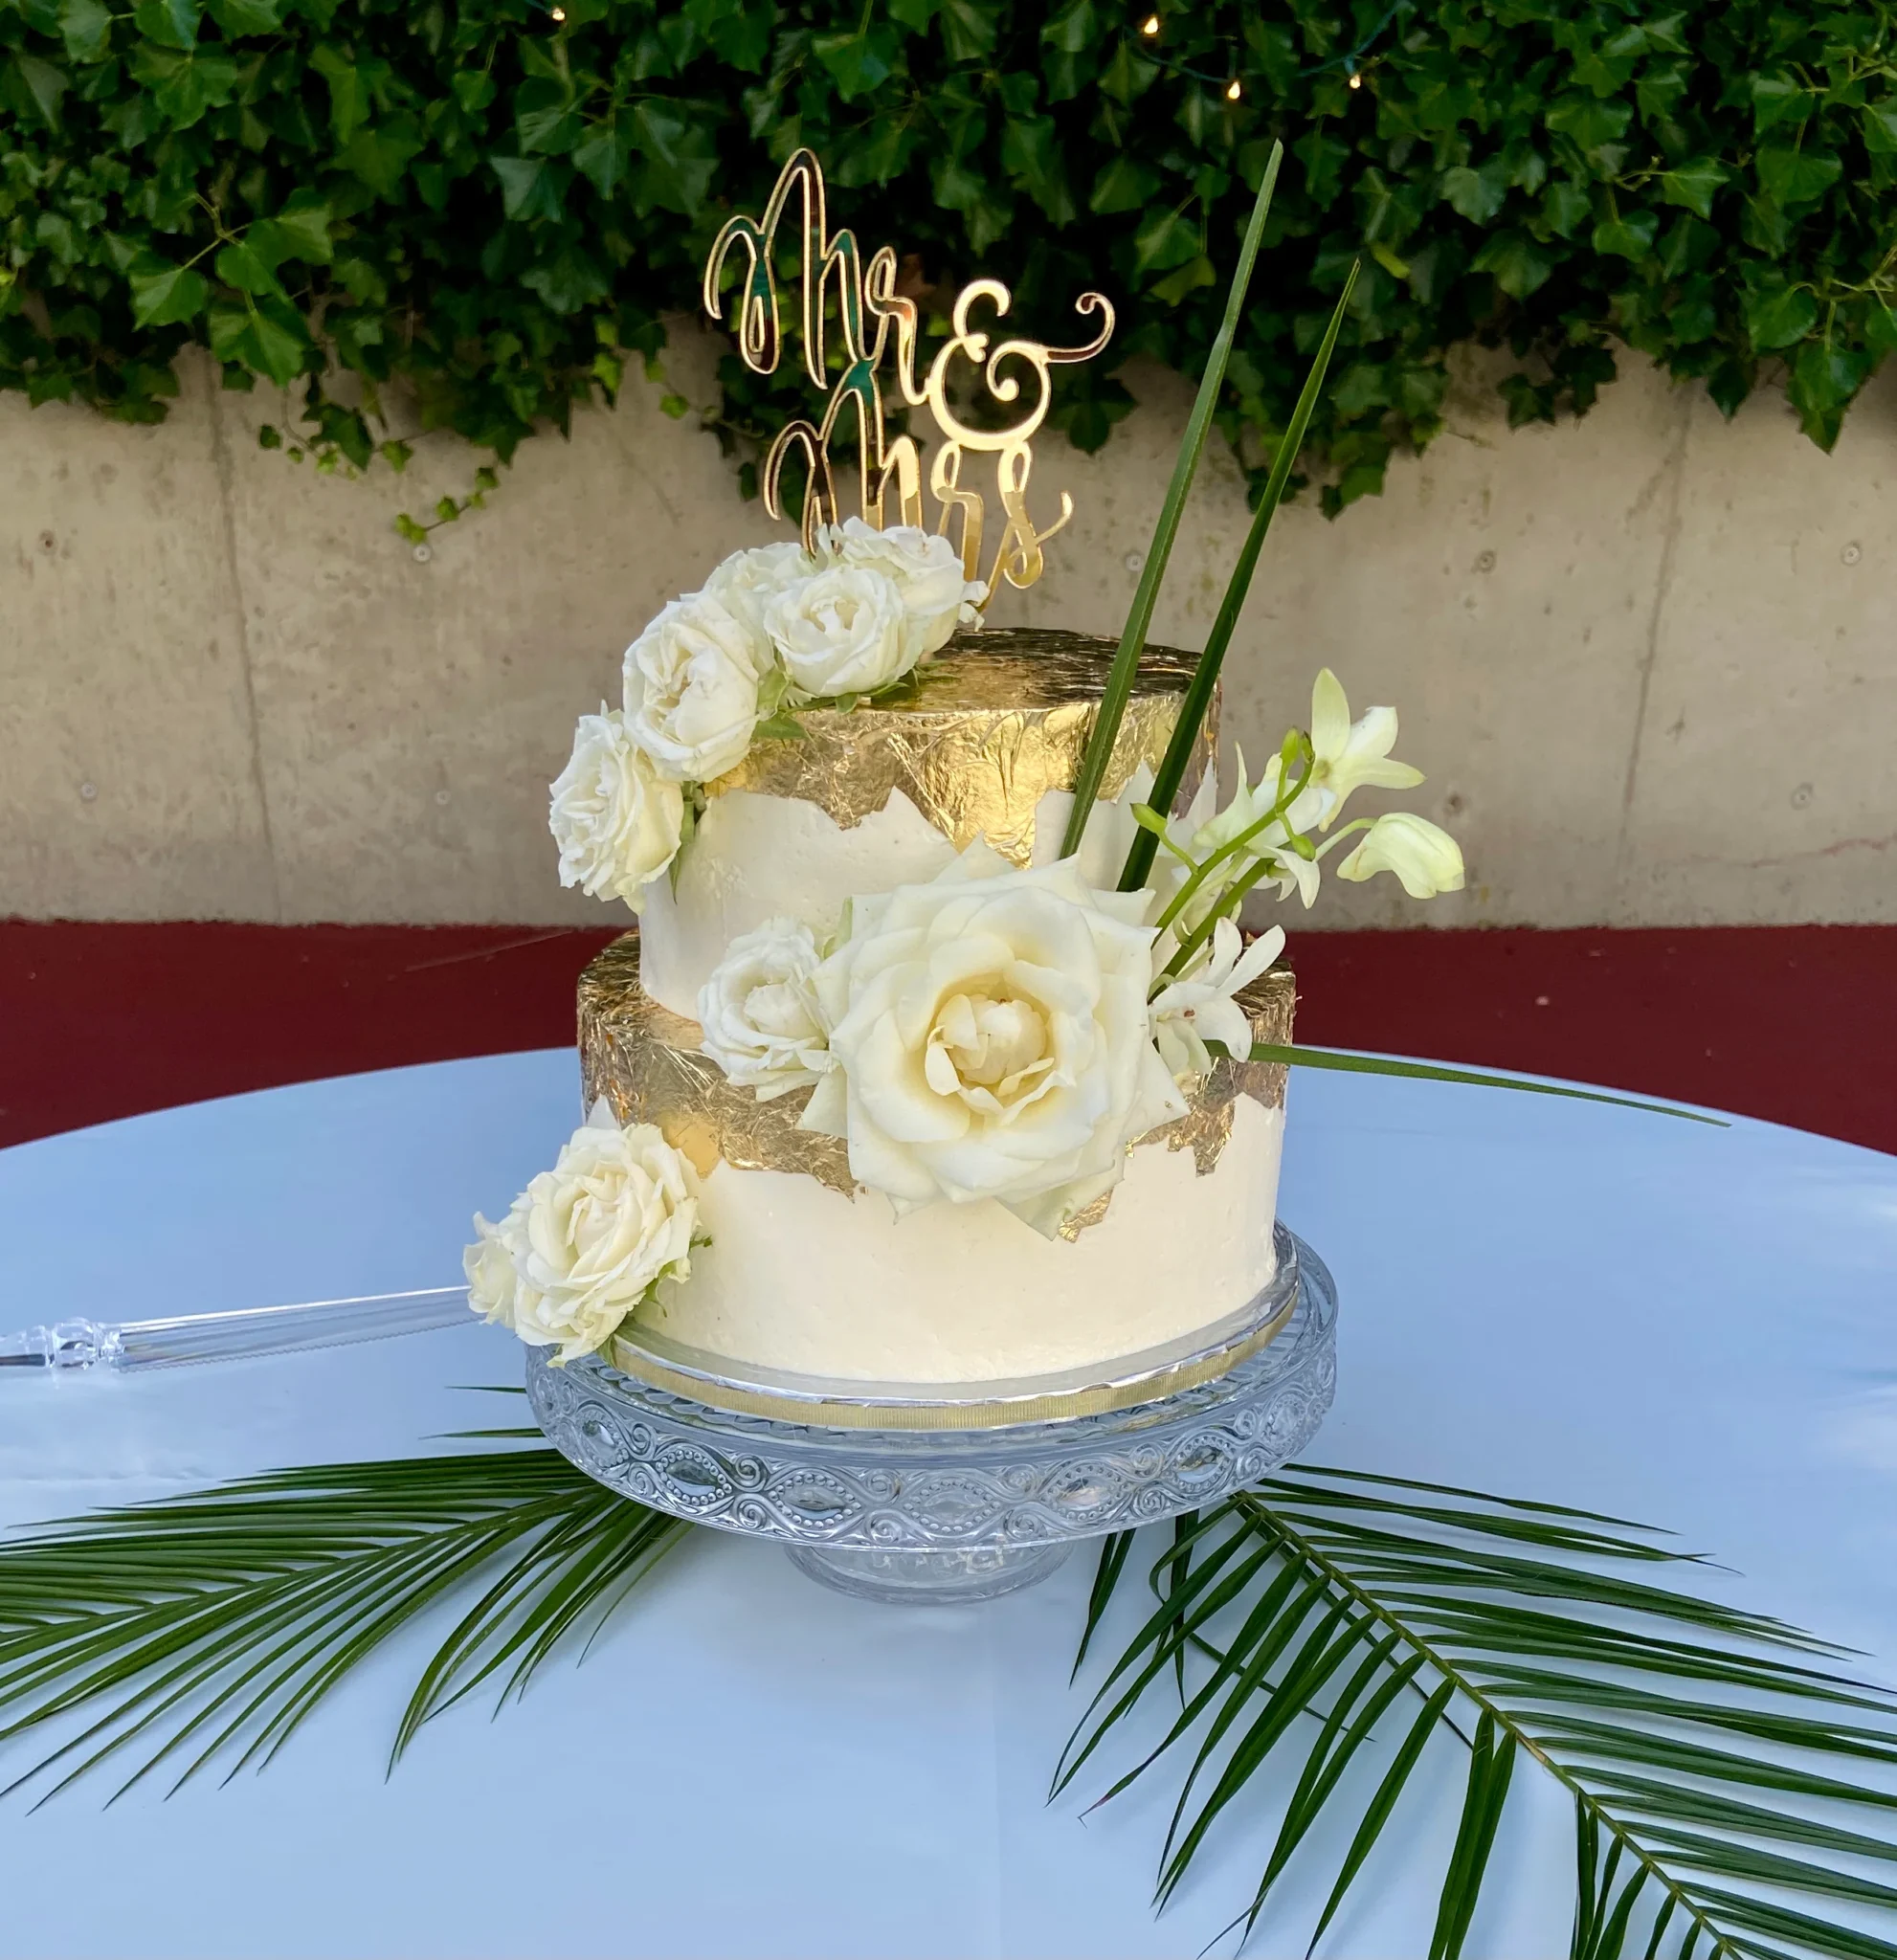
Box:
[578,933,1294,1228]
[702,629,1216,859]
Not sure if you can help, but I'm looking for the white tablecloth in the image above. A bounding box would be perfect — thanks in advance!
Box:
[2,1052,1893,1958]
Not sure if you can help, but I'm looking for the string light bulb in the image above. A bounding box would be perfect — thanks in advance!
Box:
[1348,69,1363,88]
[549,5,565,16]
[1141,13,1160,34]
[1226,78,1241,100]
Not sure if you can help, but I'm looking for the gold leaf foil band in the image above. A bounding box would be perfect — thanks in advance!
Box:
[703,629,1217,860]
[578,934,1295,1214]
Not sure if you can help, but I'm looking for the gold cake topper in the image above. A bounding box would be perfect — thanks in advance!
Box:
[703,147,1114,598]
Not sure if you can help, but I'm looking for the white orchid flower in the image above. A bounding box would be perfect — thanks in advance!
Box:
[1173,748,1326,923]
[1335,811,1465,898]
[1149,921,1285,1080]
[1306,669,1423,827]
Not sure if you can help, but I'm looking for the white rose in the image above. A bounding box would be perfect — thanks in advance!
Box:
[820,516,987,664]
[704,539,815,645]
[800,848,1188,1236]
[1149,920,1284,1080]
[463,1101,700,1364]
[763,563,912,698]
[698,916,836,1102]
[624,592,766,783]
[547,706,685,910]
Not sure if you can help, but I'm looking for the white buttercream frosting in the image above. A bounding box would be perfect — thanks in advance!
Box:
[632,1096,1285,1382]
[640,788,958,1015]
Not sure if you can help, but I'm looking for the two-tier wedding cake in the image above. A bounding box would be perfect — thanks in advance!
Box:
[463,149,1463,1396]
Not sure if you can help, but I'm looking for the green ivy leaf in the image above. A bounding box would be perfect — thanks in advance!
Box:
[9,52,69,122]
[1750,71,1811,137]
[491,154,565,222]
[1471,230,1553,298]
[630,100,715,215]
[570,120,632,198]
[127,42,235,126]
[813,26,894,99]
[1592,211,1656,258]
[1440,159,1507,223]
[57,0,113,62]
[263,190,333,264]
[207,294,308,385]
[215,238,288,299]
[128,256,209,326]
[1658,158,1728,220]
[131,0,198,50]
[1001,114,1074,224]
[1743,280,1818,350]
[204,0,280,33]
[339,114,425,197]
[936,0,999,60]
[308,43,384,145]
[1756,145,1843,207]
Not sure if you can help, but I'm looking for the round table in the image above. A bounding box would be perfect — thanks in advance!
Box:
[1,1052,1892,1959]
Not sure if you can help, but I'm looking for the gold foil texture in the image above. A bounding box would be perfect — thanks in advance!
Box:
[578,935,1295,1226]
[705,629,1216,862]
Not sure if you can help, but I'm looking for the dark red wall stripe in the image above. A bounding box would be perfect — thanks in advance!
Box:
[1,920,1891,1157]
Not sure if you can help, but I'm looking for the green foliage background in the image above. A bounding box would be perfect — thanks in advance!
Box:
[5,0,1896,523]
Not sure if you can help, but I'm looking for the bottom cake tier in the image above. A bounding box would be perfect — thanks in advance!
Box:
[578,933,1295,1385]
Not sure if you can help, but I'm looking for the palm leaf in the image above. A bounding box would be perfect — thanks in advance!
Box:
[1064,1467,1897,1958]
[0,1446,683,1802]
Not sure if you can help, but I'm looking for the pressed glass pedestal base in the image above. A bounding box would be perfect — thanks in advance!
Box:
[527,1227,1336,1607]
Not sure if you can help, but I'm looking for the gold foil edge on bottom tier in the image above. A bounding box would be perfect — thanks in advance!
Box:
[579,933,1297,1228]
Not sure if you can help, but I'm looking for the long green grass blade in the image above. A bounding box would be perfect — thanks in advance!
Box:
[1058,144,1283,858]
[1244,1043,1729,1125]
[1117,261,1360,893]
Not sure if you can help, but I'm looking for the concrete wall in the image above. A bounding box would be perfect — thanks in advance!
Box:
[5,326,1894,929]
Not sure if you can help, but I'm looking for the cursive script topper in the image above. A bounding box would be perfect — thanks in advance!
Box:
[702,148,1114,600]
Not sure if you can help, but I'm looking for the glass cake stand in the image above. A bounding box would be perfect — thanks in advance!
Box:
[526,1224,1337,1606]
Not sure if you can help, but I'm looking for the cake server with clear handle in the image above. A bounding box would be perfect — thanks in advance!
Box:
[0,1286,469,1375]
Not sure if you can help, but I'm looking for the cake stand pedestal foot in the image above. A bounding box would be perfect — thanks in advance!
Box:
[786,1541,1073,1606]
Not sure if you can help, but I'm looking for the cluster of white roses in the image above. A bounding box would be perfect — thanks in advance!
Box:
[547,521,986,912]
[693,672,1464,1239]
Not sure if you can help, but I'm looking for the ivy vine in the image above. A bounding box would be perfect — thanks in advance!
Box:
[4,0,1895,528]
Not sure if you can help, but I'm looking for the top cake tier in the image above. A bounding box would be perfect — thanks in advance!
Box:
[638,626,1215,1017]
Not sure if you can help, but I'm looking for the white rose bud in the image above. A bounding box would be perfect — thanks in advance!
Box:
[801,848,1189,1236]
[697,917,836,1102]
[763,563,912,698]
[548,706,685,910]
[704,539,815,645]
[463,1101,701,1365]
[821,517,987,664]
[624,592,766,783]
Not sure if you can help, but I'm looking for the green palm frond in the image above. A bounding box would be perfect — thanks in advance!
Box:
[0,1446,682,1806]
[1058,1467,1897,1959]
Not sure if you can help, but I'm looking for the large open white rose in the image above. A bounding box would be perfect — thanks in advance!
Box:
[800,848,1187,1236]
[547,706,684,909]
[464,1102,699,1363]
[764,562,912,697]
[624,592,766,783]
[820,517,986,665]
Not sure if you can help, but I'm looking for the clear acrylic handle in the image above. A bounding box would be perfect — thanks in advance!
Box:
[0,1287,469,1375]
